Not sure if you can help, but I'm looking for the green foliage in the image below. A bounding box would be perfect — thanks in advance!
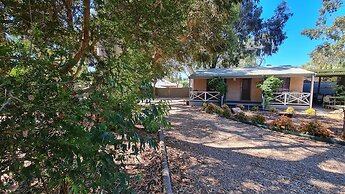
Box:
[205,103,217,114]
[202,102,208,108]
[181,80,189,88]
[221,106,232,118]
[251,115,266,125]
[236,104,245,110]
[250,106,259,111]
[208,78,227,96]
[285,107,295,114]
[305,108,316,116]
[270,116,295,131]
[299,121,332,138]
[0,0,185,192]
[234,112,248,122]
[258,76,283,107]
[269,108,278,113]
[302,0,344,70]
[215,105,224,115]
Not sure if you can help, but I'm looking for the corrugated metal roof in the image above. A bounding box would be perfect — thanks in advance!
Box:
[189,66,315,79]
[314,69,345,77]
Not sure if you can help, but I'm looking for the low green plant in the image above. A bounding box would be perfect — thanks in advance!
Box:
[299,121,332,138]
[215,105,224,115]
[270,116,295,131]
[251,106,259,111]
[205,103,217,114]
[285,107,295,114]
[236,104,245,110]
[221,104,232,118]
[221,104,230,109]
[305,108,316,116]
[234,112,248,122]
[269,108,278,113]
[251,115,266,125]
[202,102,208,109]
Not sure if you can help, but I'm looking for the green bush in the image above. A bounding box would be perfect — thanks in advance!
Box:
[269,107,278,113]
[258,76,283,107]
[251,115,266,125]
[250,106,259,111]
[221,104,232,118]
[270,116,295,131]
[236,104,245,110]
[205,103,217,114]
[285,107,295,114]
[221,104,230,109]
[305,108,316,116]
[207,78,227,96]
[215,105,224,115]
[202,102,208,109]
[234,112,248,122]
[299,121,332,138]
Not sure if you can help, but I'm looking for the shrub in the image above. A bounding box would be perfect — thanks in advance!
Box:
[215,105,224,115]
[202,102,207,108]
[269,108,278,113]
[236,104,245,110]
[251,106,259,111]
[270,116,295,131]
[285,107,295,114]
[221,104,229,110]
[305,108,316,116]
[251,115,266,125]
[235,112,248,122]
[205,103,217,114]
[258,76,283,107]
[299,121,333,138]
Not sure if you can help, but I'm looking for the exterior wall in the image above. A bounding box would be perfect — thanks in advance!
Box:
[193,79,207,91]
[289,77,304,92]
[251,78,263,102]
[226,78,263,102]
[155,88,189,98]
[226,78,241,101]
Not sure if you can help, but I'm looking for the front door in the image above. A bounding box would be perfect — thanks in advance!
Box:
[241,78,251,101]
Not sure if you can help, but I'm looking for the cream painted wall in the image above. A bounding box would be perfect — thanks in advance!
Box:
[193,79,207,91]
[289,77,304,92]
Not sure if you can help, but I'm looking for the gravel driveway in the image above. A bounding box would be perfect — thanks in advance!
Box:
[165,99,345,194]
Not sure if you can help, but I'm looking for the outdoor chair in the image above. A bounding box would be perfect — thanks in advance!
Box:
[322,95,332,109]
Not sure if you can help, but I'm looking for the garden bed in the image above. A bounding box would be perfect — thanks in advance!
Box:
[202,103,345,144]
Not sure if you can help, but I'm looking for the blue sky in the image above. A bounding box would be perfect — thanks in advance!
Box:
[260,0,344,67]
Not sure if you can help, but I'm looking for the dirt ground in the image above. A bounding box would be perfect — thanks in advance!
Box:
[165,99,345,193]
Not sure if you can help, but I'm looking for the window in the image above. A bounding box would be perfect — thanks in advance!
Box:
[278,78,290,92]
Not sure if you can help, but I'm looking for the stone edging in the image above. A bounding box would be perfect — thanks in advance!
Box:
[159,129,173,194]
[207,111,345,146]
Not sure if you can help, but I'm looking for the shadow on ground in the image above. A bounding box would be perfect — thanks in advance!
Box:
[165,100,345,194]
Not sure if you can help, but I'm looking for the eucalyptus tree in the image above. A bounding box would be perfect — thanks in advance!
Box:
[302,0,344,70]
[177,0,292,69]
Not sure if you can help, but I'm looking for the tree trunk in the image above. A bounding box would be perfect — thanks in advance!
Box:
[62,0,90,74]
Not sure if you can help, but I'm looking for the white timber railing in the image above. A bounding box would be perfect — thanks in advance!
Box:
[271,92,311,106]
[189,91,220,102]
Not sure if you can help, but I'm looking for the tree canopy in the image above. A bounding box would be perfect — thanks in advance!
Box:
[176,0,292,69]
[302,0,344,70]
[0,0,189,192]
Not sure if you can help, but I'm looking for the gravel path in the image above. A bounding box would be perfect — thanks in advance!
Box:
[165,99,345,194]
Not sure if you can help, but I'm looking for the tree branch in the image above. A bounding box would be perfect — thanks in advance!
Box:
[62,0,90,74]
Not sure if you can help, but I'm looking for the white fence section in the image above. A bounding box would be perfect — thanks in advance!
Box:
[189,91,220,102]
[271,92,311,106]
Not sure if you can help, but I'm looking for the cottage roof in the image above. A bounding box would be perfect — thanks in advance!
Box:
[189,66,315,79]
